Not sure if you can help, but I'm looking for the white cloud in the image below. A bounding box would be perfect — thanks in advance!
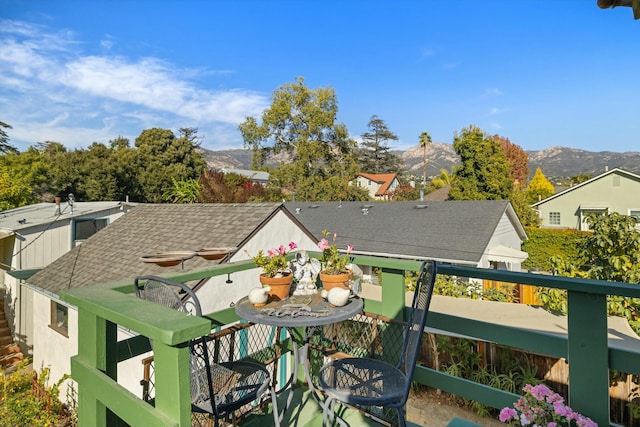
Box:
[0,19,269,151]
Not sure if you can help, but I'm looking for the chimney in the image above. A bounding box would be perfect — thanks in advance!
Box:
[54,196,61,215]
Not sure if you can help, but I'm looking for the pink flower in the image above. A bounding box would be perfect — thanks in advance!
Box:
[548,423,557,427]
[267,248,279,258]
[318,238,330,251]
[289,241,297,250]
[499,408,518,422]
[346,244,354,253]
[278,245,287,254]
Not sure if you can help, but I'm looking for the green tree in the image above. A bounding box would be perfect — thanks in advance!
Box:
[418,131,432,187]
[431,168,452,189]
[239,77,362,201]
[448,125,512,200]
[0,121,17,154]
[165,177,201,203]
[570,173,592,185]
[133,127,207,203]
[544,213,640,330]
[357,115,402,174]
[525,167,554,204]
[509,185,541,227]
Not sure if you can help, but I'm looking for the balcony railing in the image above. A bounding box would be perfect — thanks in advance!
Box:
[60,254,640,427]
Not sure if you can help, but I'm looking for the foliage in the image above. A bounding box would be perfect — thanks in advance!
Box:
[133,127,207,203]
[239,77,360,201]
[570,173,592,185]
[165,177,201,203]
[0,128,206,205]
[357,115,403,174]
[542,213,640,333]
[500,383,596,427]
[449,125,512,201]
[521,227,588,272]
[249,242,297,278]
[431,168,452,189]
[197,170,274,203]
[0,121,17,154]
[418,131,432,186]
[509,185,541,227]
[526,168,555,204]
[392,183,420,201]
[494,135,529,186]
[424,274,516,302]
[0,359,75,427]
[317,230,354,275]
[0,163,35,210]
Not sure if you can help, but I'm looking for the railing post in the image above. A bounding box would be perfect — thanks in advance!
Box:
[74,309,118,426]
[567,290,609,426]
[380,267,406,320]
[153,341,193,426]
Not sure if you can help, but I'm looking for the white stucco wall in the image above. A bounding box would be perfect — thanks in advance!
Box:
[32,290,78,401]
[195,210,317,315]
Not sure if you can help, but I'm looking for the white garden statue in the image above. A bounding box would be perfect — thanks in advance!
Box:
[290,251,321,296]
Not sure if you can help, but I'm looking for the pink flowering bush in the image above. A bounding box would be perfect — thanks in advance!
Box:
[250,242,297,277]
[500,383,597,427]
[318,230,354,275]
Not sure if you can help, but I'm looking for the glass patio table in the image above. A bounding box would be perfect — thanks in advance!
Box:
[235,293,363,423]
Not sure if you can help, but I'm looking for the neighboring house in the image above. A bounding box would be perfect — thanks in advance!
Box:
[351,173,401,200]
[284,200,528,272]
[0,201,135,356]
[23,203,317,399]
[532,168,640,230]
[220,168,270,185]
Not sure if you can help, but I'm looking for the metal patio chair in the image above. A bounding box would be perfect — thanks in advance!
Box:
[317,260,437,427]
[134,275,279,427]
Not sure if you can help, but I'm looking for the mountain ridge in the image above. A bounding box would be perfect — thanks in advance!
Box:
[200,144,640,180]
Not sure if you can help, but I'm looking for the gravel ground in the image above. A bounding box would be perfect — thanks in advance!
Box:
[406,391,504,427]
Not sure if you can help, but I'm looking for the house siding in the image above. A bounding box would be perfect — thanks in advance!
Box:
[535,171,640,230]
[479,213,526,271]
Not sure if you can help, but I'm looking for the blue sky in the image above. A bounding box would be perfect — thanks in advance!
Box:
[1,1,639,154]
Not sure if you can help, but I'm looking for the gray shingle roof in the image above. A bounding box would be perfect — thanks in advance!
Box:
[284,200,521,264]
[28,203,285,295]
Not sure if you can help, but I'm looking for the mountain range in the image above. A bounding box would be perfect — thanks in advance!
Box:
[200,144,640,181]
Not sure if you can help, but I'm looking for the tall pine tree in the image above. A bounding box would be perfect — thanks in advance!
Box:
[357,115,403,174]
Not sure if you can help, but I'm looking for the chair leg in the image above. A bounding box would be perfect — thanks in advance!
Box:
[397,407,406,427]
[270,386,281,427]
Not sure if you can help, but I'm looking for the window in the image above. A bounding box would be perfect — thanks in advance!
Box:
[73,218,108,245]
[50,301,68,336]
[630,210,640,226]
[549,212,561,225]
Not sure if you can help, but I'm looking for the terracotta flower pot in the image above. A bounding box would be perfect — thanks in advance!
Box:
[259,273,293,300]
[319,271,352,291]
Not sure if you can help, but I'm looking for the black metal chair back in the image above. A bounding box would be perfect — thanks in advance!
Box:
[396,260,436,404]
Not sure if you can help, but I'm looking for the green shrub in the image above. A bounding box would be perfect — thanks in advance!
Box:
[521,227,588,272]
[0,359,75,427]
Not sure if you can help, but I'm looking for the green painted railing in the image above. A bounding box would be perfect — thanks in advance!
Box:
[60,255,640,427]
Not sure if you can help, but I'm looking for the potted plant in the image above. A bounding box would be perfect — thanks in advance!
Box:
[317,230,354,291]
[249,242,297,300]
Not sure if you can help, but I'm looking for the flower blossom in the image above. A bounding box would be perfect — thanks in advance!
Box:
[318,238,330,251]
